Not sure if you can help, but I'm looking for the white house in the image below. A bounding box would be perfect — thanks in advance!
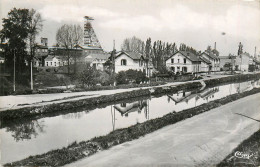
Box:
[85,53,110,71]
[165,51,201,73]
[199,57,211,72]
[45,55,65,67]
[113,51,147,73]
[235,52,252,72]
[200,51,220,71]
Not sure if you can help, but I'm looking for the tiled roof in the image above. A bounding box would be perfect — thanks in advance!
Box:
[200,56,211,64]
[179,51,201,62]
[116,51,143,60]
[45,55,54,61]
[202,52,219,60]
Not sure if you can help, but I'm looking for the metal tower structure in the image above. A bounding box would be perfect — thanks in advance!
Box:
[84,16,102,48]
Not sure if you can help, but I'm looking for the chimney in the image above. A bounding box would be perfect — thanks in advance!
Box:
[41,37,48,46]
[214,42,216,50]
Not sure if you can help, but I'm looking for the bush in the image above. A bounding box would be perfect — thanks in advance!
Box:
[116,70,148,85]
[116,71,128,85]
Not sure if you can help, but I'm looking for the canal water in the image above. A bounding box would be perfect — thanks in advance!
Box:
[1,79,260,164]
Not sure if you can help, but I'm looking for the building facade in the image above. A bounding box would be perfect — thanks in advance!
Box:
[112,51,147,73]
[165,51,201,73]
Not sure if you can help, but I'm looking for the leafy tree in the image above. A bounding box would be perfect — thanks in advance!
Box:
[121,36,144,53]
[79,64,100,87]
[56,24,83,74]
[116,71,128,84]
[0,8,30,76]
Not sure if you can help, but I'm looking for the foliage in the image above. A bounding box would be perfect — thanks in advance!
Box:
[56,24,83,74]
[121,36,145,53]
[116,69,148,85]
[79,65,100,87]
[116,71,128,85]
[0,8,30,76]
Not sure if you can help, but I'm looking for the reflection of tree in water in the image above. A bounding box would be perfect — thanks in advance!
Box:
[62,112,83,119]
[6,120,45,141]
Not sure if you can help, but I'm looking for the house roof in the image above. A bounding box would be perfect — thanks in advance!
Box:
[45,55,63,61]
[115,51,143,60]
[167,51,201,62]
[202,51,219,60]
[35,44,48,49]
[77,45,103,50]
[85,53,110,62]
[219,56,236,59]
[200,56,211,64]
[45,55,54,61]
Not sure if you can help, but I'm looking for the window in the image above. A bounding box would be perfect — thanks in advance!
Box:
[182,66,187,72]
[46,62,48,66]
[184,58,186,64]
[121,59,127,66]
[177,66,180,71]
[50,62,52,66]
[171,67,175,72]
[55,62,56,66]
[178,59,180,63]
[171,59,174,64]
[121,103,126,107]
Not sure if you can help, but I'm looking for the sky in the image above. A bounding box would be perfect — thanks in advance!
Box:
[1,0,260,56]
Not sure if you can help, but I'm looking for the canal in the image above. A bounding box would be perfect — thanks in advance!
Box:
[1,79,260,164]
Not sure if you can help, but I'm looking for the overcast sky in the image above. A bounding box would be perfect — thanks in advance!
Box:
[1,0,260,56]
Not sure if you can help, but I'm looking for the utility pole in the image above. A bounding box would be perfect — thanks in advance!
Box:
[31,61,33,90]
[113,40,115,74]
[13,50,15,92]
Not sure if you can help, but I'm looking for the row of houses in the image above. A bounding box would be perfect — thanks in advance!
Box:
[1,37,259,75]
[30,43,260,75]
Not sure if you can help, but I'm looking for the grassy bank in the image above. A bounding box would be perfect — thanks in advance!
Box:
[5,86,260,167]
[217,130,260,167]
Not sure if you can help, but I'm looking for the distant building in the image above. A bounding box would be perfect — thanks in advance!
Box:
[34,44,48,67]
[235,52,252,71]
[219,55,236,71]
[200,51,220,71]
[165,51,201,73]
[85,52,110,71]
[44,55,66,67]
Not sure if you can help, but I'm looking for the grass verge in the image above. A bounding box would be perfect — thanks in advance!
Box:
[217,129,260,167]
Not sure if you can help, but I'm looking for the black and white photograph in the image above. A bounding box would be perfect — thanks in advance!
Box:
[0,0,260,166]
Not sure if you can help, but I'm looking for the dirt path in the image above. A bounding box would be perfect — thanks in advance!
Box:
[66,93,260,167]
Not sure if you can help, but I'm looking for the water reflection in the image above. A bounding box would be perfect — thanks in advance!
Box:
[1,79,260,164]
[5,120,45,142]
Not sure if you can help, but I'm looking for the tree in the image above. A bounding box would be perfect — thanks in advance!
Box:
[0,8,43,89]
[79,64,100,87]
[56,24,83,74]
[121,36,144,53]
[0,8,30,76]
[27,9,43,90]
